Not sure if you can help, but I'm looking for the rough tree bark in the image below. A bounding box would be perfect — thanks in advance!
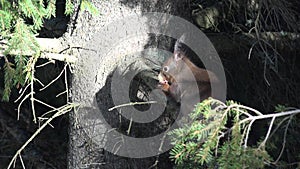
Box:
[66,1,190,168]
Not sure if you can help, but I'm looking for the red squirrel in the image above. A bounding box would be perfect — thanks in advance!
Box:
[158,36,219,114]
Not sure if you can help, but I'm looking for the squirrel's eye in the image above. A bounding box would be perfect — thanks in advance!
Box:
[163,66,169,72]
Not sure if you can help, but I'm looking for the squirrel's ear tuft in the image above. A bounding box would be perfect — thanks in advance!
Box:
[174,34,187,61]
[174,34,186,52]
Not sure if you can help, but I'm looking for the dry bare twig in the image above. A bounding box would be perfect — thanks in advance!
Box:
[7,102,78,169]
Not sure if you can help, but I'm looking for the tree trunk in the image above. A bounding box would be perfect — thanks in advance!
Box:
[67,1,190,168]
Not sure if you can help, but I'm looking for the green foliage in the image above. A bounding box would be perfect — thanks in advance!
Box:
[169,99,273,169]
[0,0,99,101]
[0,0,76,101]
[3,61,15,101]
[218,142,269,169]
[274,104,288,112]
[81,0,99,16]
[0,0,100,101]
[65,0,74,15]
[46,0,57,18]
[18,0,46,29]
